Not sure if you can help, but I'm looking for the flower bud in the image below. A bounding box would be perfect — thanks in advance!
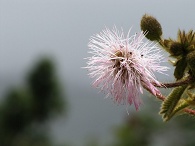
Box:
[169,42,183,56]
[140,14,162,41]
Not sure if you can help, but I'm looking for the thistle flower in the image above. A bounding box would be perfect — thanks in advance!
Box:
[86,27,168,110]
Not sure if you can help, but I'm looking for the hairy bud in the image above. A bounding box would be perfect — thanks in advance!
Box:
[169,42,183,56]
[140,14,162,41]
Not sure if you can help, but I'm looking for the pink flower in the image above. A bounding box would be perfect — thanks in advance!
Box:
[86,27,168,110]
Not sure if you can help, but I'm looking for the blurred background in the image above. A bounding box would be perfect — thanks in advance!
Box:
[1,0,195,146]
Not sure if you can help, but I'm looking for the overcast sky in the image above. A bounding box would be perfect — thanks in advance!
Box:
[1,0,195,145]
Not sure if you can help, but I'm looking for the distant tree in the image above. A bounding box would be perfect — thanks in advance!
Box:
[28,59,64,121]
[0,58,66,146]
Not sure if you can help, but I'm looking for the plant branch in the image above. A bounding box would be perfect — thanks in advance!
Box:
[184,108,195,116]
[152,75,193,88]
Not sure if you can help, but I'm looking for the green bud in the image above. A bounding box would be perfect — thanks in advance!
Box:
[140,14,162,41]
[169,42,183,56]
[187,50,195,76]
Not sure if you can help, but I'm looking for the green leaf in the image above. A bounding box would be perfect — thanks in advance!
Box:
[168,99,189,119]
[174,57,187,80]
[160,85,187,121]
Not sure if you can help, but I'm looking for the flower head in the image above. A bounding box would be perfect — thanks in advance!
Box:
[86,27,168,110]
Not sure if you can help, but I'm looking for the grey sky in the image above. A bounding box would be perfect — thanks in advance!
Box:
[1,0,195,145]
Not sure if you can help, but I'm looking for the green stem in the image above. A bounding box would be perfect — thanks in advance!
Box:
[157,38,170,52]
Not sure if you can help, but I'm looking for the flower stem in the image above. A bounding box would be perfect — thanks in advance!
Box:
[152,75,193,88]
